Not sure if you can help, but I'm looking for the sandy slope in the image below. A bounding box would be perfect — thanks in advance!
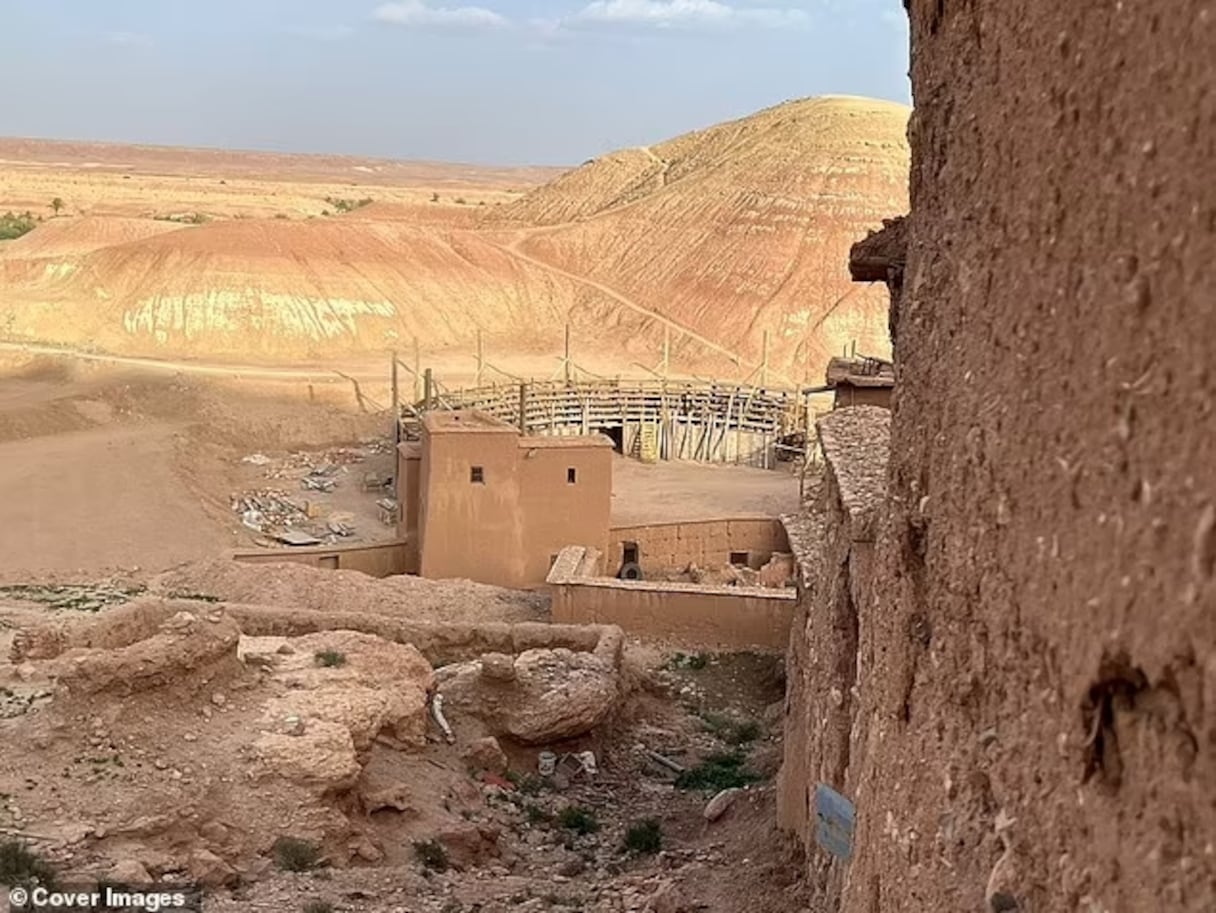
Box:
[0,96,909,382]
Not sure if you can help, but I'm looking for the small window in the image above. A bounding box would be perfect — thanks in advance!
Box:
[567,467,577,484]
[729,551,749,567]
[549,553,559,568]
[622,542,639,565]
[470,466,485,484]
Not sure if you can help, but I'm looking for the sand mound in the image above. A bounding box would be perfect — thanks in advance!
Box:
[0,96,908,380]
[152,558,548,624]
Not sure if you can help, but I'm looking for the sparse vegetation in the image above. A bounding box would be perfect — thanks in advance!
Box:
[622,818,663,855]
[302,901,333,913]
[504,770,546,795]
[0,839,58,888]
[431,192,440,202]
[50,197,65,216]
[454,196,467,205]
[667,650,711,671]
[675,751,760,791]
[0,583,146,612]
[314,649,347,668]
[153,212,209,224]
[272,836,323,872]
[523,802,551,825]
[323,196,373,214]
[699,712,762,745]
[0,211,38,241]
[556,805,599,836]
[413,838,449,872]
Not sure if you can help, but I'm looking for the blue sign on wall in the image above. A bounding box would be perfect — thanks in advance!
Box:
[814,783,855,860]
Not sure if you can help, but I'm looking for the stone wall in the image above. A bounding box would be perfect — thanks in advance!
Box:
[789,3,1216,913]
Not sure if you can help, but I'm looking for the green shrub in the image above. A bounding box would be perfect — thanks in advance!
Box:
[622,819,662,855]
[302,901,333,913]
[0,840,58,887]
[413,839,448,872]
[700,712,762,745]
[314,650,347,668]
[675,752,760,791]
[272,836,322,872]
[556,805,599,836]
[0,211,37,242]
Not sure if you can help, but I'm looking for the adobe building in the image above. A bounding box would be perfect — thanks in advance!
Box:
[824,355,895,409]
[397,410,613,588]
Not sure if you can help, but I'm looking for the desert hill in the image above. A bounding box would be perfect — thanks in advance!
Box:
[0,96,909,382]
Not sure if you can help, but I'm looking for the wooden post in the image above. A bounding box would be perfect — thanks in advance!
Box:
[413,338,422,402]
[423,368,433,411]
[564,324,572,386]
[662,326,670,381]
[391,350,400,449]
[518,382,528,433]
[760,330,770,390]
[476,330,484,388]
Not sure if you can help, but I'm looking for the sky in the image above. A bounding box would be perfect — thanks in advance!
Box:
[0,0,910,166]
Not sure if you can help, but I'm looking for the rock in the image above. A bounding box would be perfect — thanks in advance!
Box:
[462,736,509,774]
[253,720,361,791]
[644,880,686,913]
[188,848,237,887]
[107,858,152,885]
[479,653,517,682]
[348,835,384,863]
[211,692,227,708]
[360,783,418,816]
[704,787,743,822]
[557,856,586,877]
[435,821,501,870]
[439,648,619,744]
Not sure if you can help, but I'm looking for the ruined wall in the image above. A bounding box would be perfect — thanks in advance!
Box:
[834,4,1216,912]
[776,407,889,909]
[231,540,410,578]
[549,545,795,649]
[606,518,790,577]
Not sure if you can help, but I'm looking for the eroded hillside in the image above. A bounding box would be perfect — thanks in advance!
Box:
[0,97,909,381]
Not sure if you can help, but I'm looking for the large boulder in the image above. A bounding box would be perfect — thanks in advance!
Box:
[436,648,619,744]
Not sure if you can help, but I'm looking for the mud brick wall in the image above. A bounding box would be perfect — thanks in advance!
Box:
[606,518,790,576]
[776,407,889,912]
[831,3,1216,912]
[549,545,796,650]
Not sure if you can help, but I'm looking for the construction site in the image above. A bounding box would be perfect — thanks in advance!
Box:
[1,2,1213,912]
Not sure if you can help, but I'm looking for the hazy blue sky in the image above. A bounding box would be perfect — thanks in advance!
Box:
[0,1,910,166]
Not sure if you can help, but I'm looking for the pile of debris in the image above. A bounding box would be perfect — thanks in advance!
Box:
[662,554,797,590]
[231,489,356,547]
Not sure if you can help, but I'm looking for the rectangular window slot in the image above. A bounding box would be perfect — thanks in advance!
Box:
[567,467,577,484]
[470,466,485,484]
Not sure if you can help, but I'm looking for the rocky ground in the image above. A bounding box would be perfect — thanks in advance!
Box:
[0,571,805,913]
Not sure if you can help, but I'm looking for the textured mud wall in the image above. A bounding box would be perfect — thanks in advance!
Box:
[775,407,889,911]
[606,518,790,576]
[549,545,795,649]
[231,540,410,577]
[837,3,1216,913]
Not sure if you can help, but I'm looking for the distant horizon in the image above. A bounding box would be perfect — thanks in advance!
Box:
[0,91,910,171]
[0,1,910,167]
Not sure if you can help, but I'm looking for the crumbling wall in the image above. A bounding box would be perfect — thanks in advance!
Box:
[776,407,889,911]
[834,3,1216,913]
[549,545,796,649]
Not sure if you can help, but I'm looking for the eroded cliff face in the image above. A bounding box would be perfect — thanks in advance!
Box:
[783,2,1216,911]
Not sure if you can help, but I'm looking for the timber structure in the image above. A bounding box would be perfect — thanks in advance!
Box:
[399,377,806,468]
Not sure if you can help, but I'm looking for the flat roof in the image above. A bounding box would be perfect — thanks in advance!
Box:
[422,410,519,435]
[518,433,614,450]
